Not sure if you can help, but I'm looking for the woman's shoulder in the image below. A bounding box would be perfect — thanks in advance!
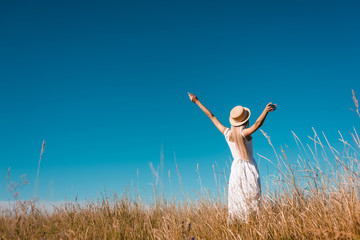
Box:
[242,128,253,141]
[223,127,231,140]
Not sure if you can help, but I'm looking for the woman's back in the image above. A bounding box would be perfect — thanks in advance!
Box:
[224,128,254,162]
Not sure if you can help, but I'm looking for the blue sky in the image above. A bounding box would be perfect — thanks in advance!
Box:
[1,0,360,202]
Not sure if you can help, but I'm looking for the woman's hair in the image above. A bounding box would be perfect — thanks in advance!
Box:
[229,121,250,161]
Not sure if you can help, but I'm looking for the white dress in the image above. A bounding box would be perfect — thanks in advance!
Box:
[224,128,261,220]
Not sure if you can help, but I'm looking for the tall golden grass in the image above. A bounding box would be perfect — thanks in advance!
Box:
[1,91,360,239]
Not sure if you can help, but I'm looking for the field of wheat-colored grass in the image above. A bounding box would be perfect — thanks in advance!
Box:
[1,91,360,240]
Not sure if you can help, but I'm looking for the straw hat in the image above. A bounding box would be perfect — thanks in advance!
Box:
[229,106,251,126]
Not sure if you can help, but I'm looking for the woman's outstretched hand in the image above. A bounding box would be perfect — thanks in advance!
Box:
[265,102,277,112]
[188,92,199,103]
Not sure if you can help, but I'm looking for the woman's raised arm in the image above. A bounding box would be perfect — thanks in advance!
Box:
[188,92,226,134]
[243,102,276,137]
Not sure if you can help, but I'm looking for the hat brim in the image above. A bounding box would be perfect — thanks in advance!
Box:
[229,107,251,126]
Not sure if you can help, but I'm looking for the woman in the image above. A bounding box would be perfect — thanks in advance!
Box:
[188,92,276,220]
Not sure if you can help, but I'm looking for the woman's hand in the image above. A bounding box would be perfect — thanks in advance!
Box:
[265,102,277,112]
[188,92,199,103]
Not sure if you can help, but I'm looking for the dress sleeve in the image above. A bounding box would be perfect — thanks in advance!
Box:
[224,128,230,141]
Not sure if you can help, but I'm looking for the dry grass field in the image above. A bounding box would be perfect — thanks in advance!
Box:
[1,91,360,239]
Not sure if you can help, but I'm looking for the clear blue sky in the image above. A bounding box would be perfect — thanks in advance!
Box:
[1,0,360,202]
